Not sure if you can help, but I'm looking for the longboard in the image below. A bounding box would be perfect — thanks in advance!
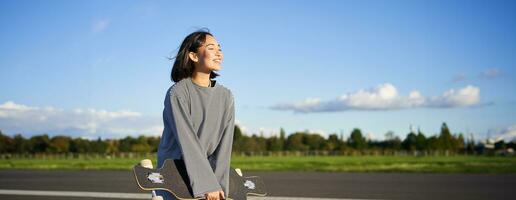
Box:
[133,159,266,200]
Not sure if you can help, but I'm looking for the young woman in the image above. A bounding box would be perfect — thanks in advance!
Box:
[157,30,235,200]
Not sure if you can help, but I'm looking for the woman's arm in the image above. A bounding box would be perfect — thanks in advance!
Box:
[211,93,235,196]
[169,92,222,198]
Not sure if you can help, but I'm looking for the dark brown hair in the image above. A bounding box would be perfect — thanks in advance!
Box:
[170,29,219,82]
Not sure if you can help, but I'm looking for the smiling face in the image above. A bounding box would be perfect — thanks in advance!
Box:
[189,35,224,73]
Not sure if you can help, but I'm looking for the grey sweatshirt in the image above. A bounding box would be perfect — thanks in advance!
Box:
[157,77,235,198]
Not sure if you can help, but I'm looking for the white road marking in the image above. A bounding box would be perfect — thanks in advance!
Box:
[0,189,149,199]
[249,198,382,200]
[0,189,381,200]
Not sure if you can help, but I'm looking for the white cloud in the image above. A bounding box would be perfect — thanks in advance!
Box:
[0,101,162,138]
[92,19,110,33]
[426,85,480,107]
[235,120,276,137]
[234,120,285,137]
[271,84,483,113]
[234,119,249,134]
[256,127,281,137]
[494,125,516,142]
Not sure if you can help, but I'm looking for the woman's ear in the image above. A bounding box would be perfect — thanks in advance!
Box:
[188,52,199,63]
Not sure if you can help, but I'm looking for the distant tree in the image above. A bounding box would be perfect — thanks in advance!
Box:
[286,132,309,151]
[402,132,417,151]
[384,131,402,150]
[465,134,476,154]
[0,122,477,154]
[242,135,261,152]
[385,131,396,141]
[427,136,440,150]
[455,133,465,152]
[49,135,71,153]
[90,137,107,153]
[439,122,454,150]
[325,134,342,151]
[69,138,90,153]
[267,136,283,152]
[348,128,367,150]
[253,134,267,152]
[304,133,325,151]
[279,128,286,150]
[232,125,244,152]
[147,136,160,152]
[119,136,136,152]
[0,130,13,153]
[415,130,427,151]
[131,135,152,153]
[105,139,119,154]
[12,134,30,153]
[29,134,50,153]
[233,125,243,142]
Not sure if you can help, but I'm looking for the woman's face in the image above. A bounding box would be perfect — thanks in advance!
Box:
[194,35,223,72]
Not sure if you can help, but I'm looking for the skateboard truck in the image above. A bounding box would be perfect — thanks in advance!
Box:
[140,159,164,200]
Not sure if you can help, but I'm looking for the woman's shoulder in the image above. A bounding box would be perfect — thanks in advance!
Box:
[168,78,190,98]
[216,83,234,102]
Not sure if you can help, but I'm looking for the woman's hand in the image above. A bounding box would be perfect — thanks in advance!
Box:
[219,190,225,199]
[205,190,224,200]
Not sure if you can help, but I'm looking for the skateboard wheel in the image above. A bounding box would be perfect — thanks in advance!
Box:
[140,159,153,169]
[151,196,164,200]
[235,168,243,176]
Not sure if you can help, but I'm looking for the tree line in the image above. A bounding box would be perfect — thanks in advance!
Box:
[0,123,513,155]
[232,122,485,155]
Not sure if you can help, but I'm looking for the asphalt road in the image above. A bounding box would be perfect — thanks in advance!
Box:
[0,170,515,200]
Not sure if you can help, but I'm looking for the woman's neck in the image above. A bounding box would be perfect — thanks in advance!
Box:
[192,71,211,87]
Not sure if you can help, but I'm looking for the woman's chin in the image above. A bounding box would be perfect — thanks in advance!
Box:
[211,65,222,71]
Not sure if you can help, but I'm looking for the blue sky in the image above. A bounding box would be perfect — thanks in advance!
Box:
[1,0,515,141]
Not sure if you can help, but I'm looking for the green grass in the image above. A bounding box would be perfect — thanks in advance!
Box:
[0,157,143,170]
[1,155,515,173]
[231,155,516,173]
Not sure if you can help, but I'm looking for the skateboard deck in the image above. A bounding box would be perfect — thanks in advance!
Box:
[133,159,266,200]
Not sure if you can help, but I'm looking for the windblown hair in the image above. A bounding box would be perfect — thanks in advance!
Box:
[170,29,220,82]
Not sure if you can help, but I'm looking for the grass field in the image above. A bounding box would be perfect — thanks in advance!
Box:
[1,155,515,173]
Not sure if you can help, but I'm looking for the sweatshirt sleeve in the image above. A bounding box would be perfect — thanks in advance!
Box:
[169,92,222,197]
[211,92,235,196]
